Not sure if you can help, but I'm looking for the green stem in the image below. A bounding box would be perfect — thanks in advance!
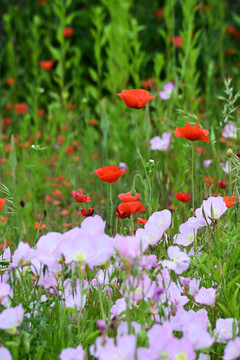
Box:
[191,143,195,213]
[109,183,113,236]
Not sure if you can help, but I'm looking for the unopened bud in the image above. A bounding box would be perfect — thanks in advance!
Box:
[131,188,136,197]
[227,148,233,158]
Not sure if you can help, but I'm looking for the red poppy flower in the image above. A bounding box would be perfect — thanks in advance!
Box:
[141,77,155,90]
[218,180,228,189]
[170,36,183,48]
[0,198,6,212]
[72,190,92,203]
[6,78,15,86]
[223,196,237,208]
[39,60,55,71]
[153,8,164,20]
[2,118,12,126]
[65,146,74,154]
[14,103,28,115]
[137,217,148,225]
[37,108,45,116]
[95,165,125,183]
[225,26,240,38]
[34,222,47,230]
[115,201,145,219]
[81,207,94,217]
[60,209,70,216]
[117,89,154,109]
[118,191,140,202]
[63,27,74,37]
[174,123,209,143]
[175,193,192,203]
[203,176,214,187]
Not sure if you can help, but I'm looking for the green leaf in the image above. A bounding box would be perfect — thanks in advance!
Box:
[227,274,240,295]
[218,302,231,317]
[89,68,98,82]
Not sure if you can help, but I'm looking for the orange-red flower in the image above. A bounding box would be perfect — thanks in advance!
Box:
[223,196,237,208]
[95,165,125,183]
[225,26,240,38]
[2,118,12,126]
[0,198,6,212]
[117,89,154,109]
[174,123,209,143]
[203,177,214,187]
[6,78,15,86]
[175,192,191,203]
[81,207,94,217]
[218,180,228,189]
[153,8,164,20]
[72,190,92,203]
[170,36,183,48]
[63,27,74,37]
[115,201,145,219]
[34,222,47,230]
[118,191,140,202]
[137,217,148,225]
[39,60,55,71]
[141,77,155,90]
[14,103,28,115]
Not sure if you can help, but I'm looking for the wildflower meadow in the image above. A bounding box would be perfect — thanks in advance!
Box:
[0,0,240,359]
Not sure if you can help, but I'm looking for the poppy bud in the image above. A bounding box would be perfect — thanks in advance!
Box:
[131,188,136,197]
[20,199,25,207]
[227,148,233,157]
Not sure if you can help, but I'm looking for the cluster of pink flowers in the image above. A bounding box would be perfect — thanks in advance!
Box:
[0,195,237,359]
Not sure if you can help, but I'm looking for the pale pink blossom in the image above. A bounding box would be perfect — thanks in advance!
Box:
[10,241,36,267]
[161,246,190,275]
[0,347,12,360]
[59,345,85,360]
[223,337,240,360]
[214,318,239,343]
[195,287,216,306]
[0,304,24,333]
[174,222,197,246]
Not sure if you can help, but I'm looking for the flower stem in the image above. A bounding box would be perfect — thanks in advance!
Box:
[191,143,195,213]
[109,183,113,236]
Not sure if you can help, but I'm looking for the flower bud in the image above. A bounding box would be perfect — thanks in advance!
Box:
[227,148,233,157]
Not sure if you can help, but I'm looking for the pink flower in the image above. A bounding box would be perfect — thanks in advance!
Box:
[183,321,214,350]
[148,209,172,232]
[173,222,197,246]
[64,279,88,310]
[59,345,85,360]
[0,347,12,360]
[0,304,24,333]
[125,274,156,304]
[150,132,171,151]
[0,282,11,307]
[223,337,240,360]
[188,196,228,229]
[97,334,136,360]
[159,82,176,100]
[114,234,148,262]
[166,337,196,360]
[10,242,36,267]
[136,221,164,245]
[195,287,216,306]
[203,159,212,168]
[161,246,190,275]
[222,124,237,139]
[214,318,239,343]
[146,322,173,358]
[110,298,127,317]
